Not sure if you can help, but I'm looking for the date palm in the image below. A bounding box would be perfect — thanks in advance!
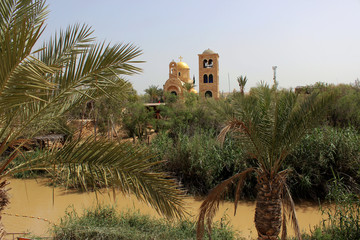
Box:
[197,84,334,240]
[145,85,162,103]
[0,0,185,237]
[237,75,248,95]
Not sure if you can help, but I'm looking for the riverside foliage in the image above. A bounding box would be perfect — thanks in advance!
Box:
[53,206,242,240]
[149,86,360,201]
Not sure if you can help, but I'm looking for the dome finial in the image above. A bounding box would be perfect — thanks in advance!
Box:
[179,56,183,62]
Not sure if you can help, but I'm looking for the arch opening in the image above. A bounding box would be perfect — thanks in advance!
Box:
[205,91,212,98]
[203,74,208,83]
[203,59,214,68]
[203,59,207,68]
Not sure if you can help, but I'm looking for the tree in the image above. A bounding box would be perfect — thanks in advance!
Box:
[122,101,153,142]
[145,85,162,103]
[237,75,248,95]
[0,0,184,237]
[197,84,334,240]
[183,82,194,92]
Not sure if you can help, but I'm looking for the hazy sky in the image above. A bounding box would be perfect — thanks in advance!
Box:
[41,0,360,93]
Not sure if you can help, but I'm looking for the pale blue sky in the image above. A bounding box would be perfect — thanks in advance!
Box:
[41,0,360,93]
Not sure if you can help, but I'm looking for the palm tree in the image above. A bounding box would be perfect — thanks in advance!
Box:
[0,0,184,237]
[183,82,194,92]
[145,85,162,103]
[197,84,334,240]
[237,75,248,95]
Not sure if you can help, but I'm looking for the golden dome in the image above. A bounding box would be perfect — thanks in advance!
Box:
[177,61,190,69]
[190,88,197,93]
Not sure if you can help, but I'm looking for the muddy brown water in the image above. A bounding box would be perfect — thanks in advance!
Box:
[3,179,325,239]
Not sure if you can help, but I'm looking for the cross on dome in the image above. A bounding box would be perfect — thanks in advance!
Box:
[179,56,183,62]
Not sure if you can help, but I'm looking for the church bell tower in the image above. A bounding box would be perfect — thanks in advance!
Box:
[198,49,219,99]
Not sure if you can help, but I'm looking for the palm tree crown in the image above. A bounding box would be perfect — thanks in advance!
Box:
[237,75,248,95]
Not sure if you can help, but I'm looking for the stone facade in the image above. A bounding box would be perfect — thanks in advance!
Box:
[163,58,196,96]
[198,49,219,99]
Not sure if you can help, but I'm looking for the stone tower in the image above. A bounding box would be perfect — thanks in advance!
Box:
[198,49,219,99]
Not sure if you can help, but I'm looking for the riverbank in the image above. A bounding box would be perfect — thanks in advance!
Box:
[3,179,325,239]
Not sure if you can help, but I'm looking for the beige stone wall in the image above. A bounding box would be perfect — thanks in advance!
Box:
[198,53,219,99]
[164,78,183,95]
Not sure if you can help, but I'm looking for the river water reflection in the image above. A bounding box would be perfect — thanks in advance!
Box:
[3,179,325,239]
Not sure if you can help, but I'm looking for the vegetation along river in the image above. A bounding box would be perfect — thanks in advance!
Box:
[3,179,325,239]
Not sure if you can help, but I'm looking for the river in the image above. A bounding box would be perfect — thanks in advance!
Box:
[2,179,325,239]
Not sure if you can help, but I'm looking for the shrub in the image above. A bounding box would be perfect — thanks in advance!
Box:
[299,176,360,240]
[53,205,242,240]
[286,126,360,200]
[150,130,254,196]
[122,102,154,141]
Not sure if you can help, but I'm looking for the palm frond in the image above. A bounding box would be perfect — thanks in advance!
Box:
[0,0,47,36]
[7,138,186,219]
[273,91,335,172]
[38,23,94,68]
[282,183,302,240]
[0,0,52,111]
[1,21,143,143]
[223,85,335,174]
[197,168,254,240]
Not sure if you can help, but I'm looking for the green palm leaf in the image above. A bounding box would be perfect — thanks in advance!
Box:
[0,0,185,228]
[7,138,186,219]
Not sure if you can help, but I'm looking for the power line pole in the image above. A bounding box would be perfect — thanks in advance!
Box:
[272,66,277,85]
[228,73,230,93]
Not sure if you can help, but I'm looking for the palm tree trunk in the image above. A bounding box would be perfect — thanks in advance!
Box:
[0,180,10,238]
[254,173,283,240]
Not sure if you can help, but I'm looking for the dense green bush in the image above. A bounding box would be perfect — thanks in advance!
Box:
[150,130,257,196]
[299,83,360,129]
[151,126,360,200]
[53,205,242,240]
[157,97,223,137]
[286,126,360,200]
[326,84,360,129]
[122,102,154,141]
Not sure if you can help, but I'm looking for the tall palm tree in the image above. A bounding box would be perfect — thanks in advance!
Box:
[0,0,185,237]
[237,75,248,95]
[145,85,161,103]
[197,84,334,240]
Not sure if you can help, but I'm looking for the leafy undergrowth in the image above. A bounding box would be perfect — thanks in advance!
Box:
[53,205,244,240]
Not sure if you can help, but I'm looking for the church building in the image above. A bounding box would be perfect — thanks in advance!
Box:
[163,49,219,99]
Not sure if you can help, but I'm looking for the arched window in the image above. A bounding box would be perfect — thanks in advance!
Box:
[203,74,208,83]
[208,59,213,68]
[203,59,207,68]
[209,74,213,83]
[171,91,177,96]
[178,72,181,76]
[205,91,212,98]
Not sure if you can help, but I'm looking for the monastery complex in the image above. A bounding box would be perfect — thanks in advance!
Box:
[163,49,220,99]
